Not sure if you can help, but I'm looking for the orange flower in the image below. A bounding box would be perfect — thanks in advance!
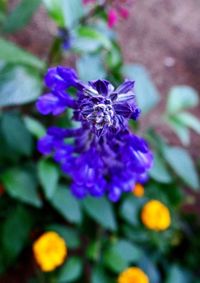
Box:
[132,183,144,198]
[118,267,149,283]
[33,231,67,272]
[141,200,171,231]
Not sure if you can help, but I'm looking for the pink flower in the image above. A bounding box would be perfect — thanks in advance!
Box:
[83,0,96,5]
[107,9,118,28]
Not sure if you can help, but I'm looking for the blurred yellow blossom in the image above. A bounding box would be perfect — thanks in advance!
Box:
[132,183,144,198]
[33,231,67,272]
[141,200,171,231]
[118,267,149,283]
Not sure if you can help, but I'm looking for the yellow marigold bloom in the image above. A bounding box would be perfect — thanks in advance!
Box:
[33,231,67,272]
[132,183,144,198]
[141,200,171,231]
[118,267,149,283]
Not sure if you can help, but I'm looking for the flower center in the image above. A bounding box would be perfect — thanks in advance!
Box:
[87,101,115,130]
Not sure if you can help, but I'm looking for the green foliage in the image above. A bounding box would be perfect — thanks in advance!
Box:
[1,168,42,207]
[83,197,117,231]
[165,86,200,145]
[38,159,59,199]
[0,65,42,106]
[58,257,83,282]
[104,239,142,272]
[0,39,45,69]
[0,205,33,266]
[50,186,82,224]
[163,147,199,190]
[2,0,41,33]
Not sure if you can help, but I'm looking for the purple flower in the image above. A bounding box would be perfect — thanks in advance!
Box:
[37,67,153,201]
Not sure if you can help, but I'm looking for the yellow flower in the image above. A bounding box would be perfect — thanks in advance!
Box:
[132,183,144,198]
[33,231,67,272]
[118,267,149,283]
[141,200,171,231]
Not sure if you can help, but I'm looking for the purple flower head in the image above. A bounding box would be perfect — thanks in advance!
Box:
[37,67,153,201]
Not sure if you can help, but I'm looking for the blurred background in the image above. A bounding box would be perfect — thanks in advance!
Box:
[0,0,200,282]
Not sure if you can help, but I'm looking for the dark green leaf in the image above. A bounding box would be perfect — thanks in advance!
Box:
[166,265,192,283]
[167,86,199,114]
[3,0,41,33]
[0,65,42,106]
[83,197,117,231]
[1,113,33,156]
[0,39,45,69]
[50,186,82,224]
[46,224,80,249]
[91,266,113,283]
[123,64,160,114]
[104,239,142,273]
[58,257,82,282]
[38,159,59,199]
[1,168,42,207]
[163,147,199,190]
[1,206,33,264]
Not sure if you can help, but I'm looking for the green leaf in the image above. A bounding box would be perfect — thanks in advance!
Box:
[74,26,111,52]
[24,116,46,138]
[91,267,113,283]
[58,257,82,282]
[62,0,83,28]
[0,65,42,106]
[1,113,33,156]
[123,64,160,114]
[166,265,191,283]
[1,205,33,265]
[0,39,45,69]
[1,168,42,207]
[166,116,190,145]
[174,112,200,134]
[149,152,173,183]
[120,197,144,226]
[3,0,41,33]
[46,224,80,249]
[82,197,117,231]
[139,256,160,283]
[77,54,106,81]
[38,159,59,199]
[104,239,142,273]
[167,86,199,114]
[50,186,82,224]
[163,147,200,190]
[42,0,65,26]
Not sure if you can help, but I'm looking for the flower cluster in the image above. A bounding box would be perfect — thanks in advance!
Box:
[37,66,153,201]
[33,231,67,272]
[83,0,133,28]
[141,200,171,231]
[118,267,149,283]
